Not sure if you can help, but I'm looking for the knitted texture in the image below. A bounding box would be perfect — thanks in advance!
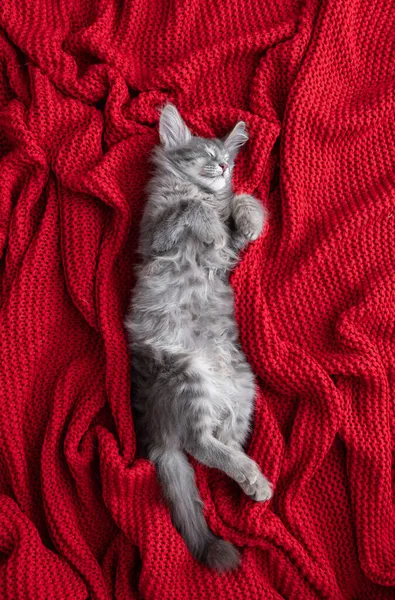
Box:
[0,0,394,598]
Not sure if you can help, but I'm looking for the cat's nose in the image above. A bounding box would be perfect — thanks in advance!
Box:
[219,163,228,173]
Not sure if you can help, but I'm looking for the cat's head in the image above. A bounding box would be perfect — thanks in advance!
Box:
[156,104,248,192]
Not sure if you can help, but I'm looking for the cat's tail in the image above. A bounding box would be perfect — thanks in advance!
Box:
[152,447,240,571]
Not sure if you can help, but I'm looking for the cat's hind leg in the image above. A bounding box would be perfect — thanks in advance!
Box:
[186,432,272,502]
[184,357,272,502]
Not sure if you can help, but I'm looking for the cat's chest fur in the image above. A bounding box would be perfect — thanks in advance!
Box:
[130,184,238,372]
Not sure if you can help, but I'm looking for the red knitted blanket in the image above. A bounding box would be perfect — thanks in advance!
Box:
[0,0,394,598]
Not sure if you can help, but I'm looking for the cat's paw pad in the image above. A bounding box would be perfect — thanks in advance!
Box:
[233,195,265,242]
[238,215,263,241]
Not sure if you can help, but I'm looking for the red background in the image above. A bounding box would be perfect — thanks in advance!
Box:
[0,0,394,597]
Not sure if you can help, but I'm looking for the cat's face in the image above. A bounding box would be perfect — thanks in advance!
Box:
[158,104,248,192]
[170,139,231,192]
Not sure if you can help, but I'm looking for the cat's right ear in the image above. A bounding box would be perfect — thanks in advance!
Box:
[159,104,192,149]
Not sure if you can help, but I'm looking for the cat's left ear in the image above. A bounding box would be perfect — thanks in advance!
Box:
[223,121,249,158]
[159,104,192,149]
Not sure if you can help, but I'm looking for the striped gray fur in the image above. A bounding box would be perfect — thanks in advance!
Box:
[126,104,272,571]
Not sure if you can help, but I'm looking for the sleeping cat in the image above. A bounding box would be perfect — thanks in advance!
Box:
[126,104,272,571]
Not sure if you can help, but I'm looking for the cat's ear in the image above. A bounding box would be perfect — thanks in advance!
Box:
[159,104,192,148]
[223,121,248,157]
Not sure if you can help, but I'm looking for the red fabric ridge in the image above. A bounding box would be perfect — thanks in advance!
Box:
[0,0,394,598]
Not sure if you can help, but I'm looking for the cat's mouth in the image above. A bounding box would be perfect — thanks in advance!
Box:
[201,170,227,179]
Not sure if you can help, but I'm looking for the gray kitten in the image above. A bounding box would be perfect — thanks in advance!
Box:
[126,104,272,571]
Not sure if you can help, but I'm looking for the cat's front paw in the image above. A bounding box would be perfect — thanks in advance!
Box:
[213,231,227,250]
[202,224,227,249]
[233,194,266,242]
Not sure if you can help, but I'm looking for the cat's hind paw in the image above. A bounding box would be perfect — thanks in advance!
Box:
[239,461,273,502]
[244,472,273,502]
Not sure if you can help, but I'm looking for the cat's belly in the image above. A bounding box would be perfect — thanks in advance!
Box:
[182,295,238,358]
[129,263,239,361]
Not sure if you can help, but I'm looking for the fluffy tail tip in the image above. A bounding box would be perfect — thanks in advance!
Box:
[204,539,240,572]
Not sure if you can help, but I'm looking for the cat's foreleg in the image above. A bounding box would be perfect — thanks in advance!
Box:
[152,202,226,252]
[231,194,266,249]
[185,202,227,249]
[151,202,227,252]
